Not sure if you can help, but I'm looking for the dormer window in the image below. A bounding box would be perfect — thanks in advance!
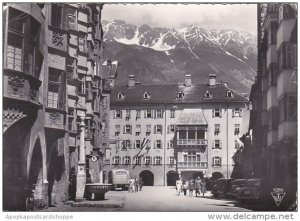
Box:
[117,92,125,100]
[226,91,234,98]
[143,92,151,100]
[204,90,212,99]
[177,92,184,99]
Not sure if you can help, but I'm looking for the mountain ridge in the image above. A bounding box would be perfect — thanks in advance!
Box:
[102,19,257,94]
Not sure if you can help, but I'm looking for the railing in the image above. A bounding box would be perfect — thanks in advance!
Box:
[177,139,207,145]
[178,162,207,168]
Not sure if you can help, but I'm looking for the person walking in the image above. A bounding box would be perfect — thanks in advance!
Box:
[134,178,139,192]
[128,178,135,193]
[194,177,201,197]
[200,178,207,197]
[139,178,144,191]
[182,180,188,196]
[176,178,182,196]
[188,178,194,197]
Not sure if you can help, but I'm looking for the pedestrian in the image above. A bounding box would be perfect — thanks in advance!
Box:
[139,178,144,191]
[134,178,139,192]
[194,177,201,197]
[182,180,188,196]
[128,178,135,193]
[200,178,207,197]
[176,178,182,196]
[188,178,194,197]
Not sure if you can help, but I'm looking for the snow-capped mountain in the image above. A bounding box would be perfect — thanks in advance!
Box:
[102,20,257,93]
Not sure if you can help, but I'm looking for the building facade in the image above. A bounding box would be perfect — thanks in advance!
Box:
[3,3,111,211]
[252,3,297,199]
[104,74,249,186]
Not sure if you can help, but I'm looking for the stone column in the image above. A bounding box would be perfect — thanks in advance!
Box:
[75,113,86,202]
[99,170,103,184]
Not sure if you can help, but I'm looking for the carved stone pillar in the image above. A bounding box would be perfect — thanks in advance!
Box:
[75,113,86,202]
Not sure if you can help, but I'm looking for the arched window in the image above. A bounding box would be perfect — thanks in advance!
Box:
[204,90,212,99]
[143,92,151,100]
[177,91,184,99]
[117,92,125,100]
[226,90,233,98]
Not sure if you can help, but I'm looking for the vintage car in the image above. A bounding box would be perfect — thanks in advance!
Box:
[211,178,234,198]
[111,169,131,190]
[237,178,271,202]
[226,179,247,199]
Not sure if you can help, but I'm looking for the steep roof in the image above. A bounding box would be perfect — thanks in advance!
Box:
[111,83,248,105]
[177,109,207,125]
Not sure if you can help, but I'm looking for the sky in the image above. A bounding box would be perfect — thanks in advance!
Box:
[102,3,257,34]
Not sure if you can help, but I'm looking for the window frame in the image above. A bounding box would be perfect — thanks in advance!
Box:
[234,124,240,135]
[212,157,222,167]
[214,124,220,135]
[155,140,162,149]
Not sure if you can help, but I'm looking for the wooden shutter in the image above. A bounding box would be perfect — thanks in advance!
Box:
[212,109,215,118]
[219,108,222,117]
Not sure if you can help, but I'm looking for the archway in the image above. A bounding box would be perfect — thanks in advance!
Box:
[139,170,154,186]
[28,138,43,208]
[166,171,178,186]
[212,172,223,180]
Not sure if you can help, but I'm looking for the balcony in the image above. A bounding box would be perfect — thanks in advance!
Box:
[3,71,42,108]
[177,139,207,146]
[178,162,207,169]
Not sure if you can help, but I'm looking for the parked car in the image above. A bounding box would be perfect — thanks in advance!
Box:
[227,179,247,199]
[212,178,234,198]
[237,178,271,203]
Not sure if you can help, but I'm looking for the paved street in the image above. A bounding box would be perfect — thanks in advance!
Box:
[42,186,251,212]
[123,186,250,212]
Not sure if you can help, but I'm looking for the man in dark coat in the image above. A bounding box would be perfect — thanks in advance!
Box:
[194,177,201,197]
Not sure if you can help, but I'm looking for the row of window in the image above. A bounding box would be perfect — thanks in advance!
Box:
[116,124,175,136]
[112,156,171,165]
[117,90,235,100]
[114,139,240,150]
[111,155,222,167]
[51,4,100,30]
[116,140,174,149]
[113,108,243,119]
[115,124,240,136]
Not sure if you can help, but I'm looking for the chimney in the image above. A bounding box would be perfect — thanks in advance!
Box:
[128,74,135,87]
[223,81,228,88]
[185,74,192,87]
[209,74,216,86]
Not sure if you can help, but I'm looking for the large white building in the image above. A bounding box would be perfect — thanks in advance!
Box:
[104,74,249,186]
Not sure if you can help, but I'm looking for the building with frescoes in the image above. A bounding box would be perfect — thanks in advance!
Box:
[3,3,111,210]
[105,74,249,186]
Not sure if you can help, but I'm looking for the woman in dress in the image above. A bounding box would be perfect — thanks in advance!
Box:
[176,178,183,196]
